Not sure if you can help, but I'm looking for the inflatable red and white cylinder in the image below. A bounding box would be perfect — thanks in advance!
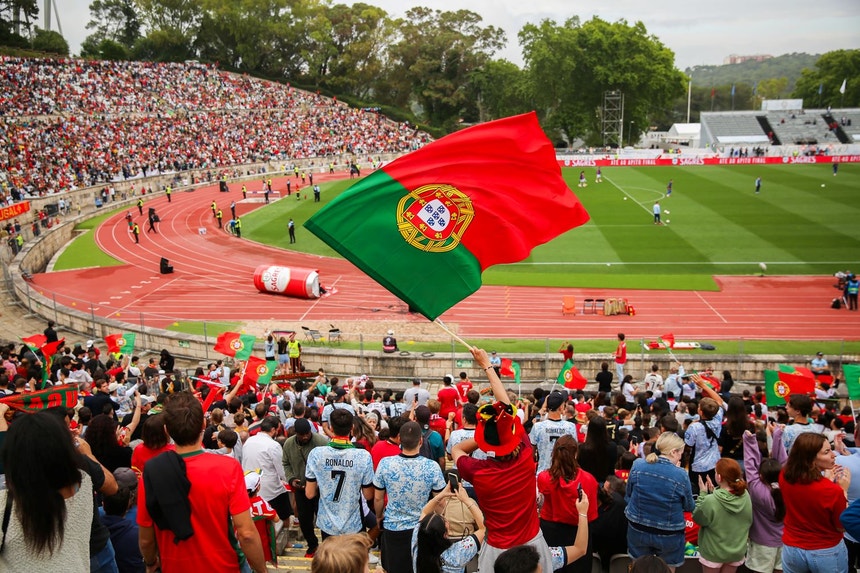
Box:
[253,265,321,299]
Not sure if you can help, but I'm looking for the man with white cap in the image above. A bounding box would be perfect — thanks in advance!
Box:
[382,329,398,353]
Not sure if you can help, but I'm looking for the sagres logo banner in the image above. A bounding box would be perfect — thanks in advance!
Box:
[397,184,473,252]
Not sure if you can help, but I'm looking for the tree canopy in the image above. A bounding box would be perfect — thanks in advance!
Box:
[2,1,857,134]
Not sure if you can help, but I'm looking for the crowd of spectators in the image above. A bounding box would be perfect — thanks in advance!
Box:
[0,327,856,573]
[0,57,431,198]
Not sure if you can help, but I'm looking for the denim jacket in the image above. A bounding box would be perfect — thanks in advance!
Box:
[625,456,695,532]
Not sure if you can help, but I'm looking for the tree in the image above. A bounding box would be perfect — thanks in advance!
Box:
[317,3,391,99]
[85,0,141,50]
[793,49,860,107]
[0,0,37,45]
[520,17,686,145]
[32,28,69,55]
[468,59,532,123]
[384,8,505,129]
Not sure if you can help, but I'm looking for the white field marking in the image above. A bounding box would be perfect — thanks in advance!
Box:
[695,291,728,323]
[299,275,344,322]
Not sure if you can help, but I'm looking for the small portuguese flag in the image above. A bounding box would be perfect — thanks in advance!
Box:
[105,333,136,355]
[763,369,815,406]
[214,332,256,360]
[557,359,587,390]
[500,358,521,384]
[304,112,589,320]
[242,357,277,389]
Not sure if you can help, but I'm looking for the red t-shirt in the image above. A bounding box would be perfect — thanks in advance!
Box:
[457,434,539,548]
[560,349,574,362]
[779,474,846,549]
[615,342,627,365]
[371,439,401,471]
[138,451,251,572]
[429,415,447,439]
[131,443,176,474]
[455,380,473,402]
[437,386,460,419]
[537,468,599,523]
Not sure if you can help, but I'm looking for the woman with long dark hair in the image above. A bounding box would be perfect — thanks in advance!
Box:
[85,414,132,472]
[0,413,92,570]
[743,423,787,573]
[577,417,618,483]
[413,484,485,573]
[779,432,850,573]
[538,435,598,573]
[719,397,752,463]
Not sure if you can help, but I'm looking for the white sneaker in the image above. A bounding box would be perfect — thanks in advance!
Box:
[368,552,379,565]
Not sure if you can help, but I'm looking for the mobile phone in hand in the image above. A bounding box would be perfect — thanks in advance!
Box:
[577,483,583,501]
[448,473,460,493]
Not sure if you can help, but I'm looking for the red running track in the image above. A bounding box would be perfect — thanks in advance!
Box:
[31,177,860,340]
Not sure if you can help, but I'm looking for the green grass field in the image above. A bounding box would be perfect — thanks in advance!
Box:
[52,207,126,270]
[243,163,860,290]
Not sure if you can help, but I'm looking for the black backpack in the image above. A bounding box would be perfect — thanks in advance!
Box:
[832,298,842,309]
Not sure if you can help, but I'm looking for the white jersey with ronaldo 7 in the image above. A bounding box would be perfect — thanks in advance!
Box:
[305,443,374,535]
[529,418,578,473]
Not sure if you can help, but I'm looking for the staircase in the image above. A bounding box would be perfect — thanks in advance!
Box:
[755,115,780,145]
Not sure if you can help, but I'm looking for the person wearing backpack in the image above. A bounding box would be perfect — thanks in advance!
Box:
[683,374,726,495]
[415,405,446,471]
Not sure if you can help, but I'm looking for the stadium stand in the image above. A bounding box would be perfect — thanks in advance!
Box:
[0,58,431,198]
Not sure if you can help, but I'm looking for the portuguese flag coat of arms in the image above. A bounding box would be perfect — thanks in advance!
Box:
[214,332,256,360]
[105,333,136,355]
[305,112,590,320]
[763,369,815,406]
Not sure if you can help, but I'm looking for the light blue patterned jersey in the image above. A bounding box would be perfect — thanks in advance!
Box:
[551,546,566,570]
[782,422,821,454]
[684,406,724,472]
[320,402,355,424]
[529,418,578,473]
[305,444,374,535]
[374,454,445,531]
[411,527,480,573]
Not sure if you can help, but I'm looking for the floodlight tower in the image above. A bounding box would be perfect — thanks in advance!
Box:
[43,0,63,35]
[602,91,624,148]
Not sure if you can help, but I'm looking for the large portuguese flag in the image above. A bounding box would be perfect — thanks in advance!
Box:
[304,112,590,320]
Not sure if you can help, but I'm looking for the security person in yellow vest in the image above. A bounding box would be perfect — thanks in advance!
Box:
[287,332,302,373]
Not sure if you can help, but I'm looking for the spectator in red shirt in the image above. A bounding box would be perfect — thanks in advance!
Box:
[371,416,406,470]
[437,375,460,421]
[138,391,267,573]
[452,347,553,573]
[559,341,574,362]
[131,414,175,474]
[455,372,473,402]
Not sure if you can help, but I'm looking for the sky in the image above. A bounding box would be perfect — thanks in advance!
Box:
[55,0,860,70]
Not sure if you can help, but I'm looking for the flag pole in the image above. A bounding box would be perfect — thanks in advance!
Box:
[434,319,472,350]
